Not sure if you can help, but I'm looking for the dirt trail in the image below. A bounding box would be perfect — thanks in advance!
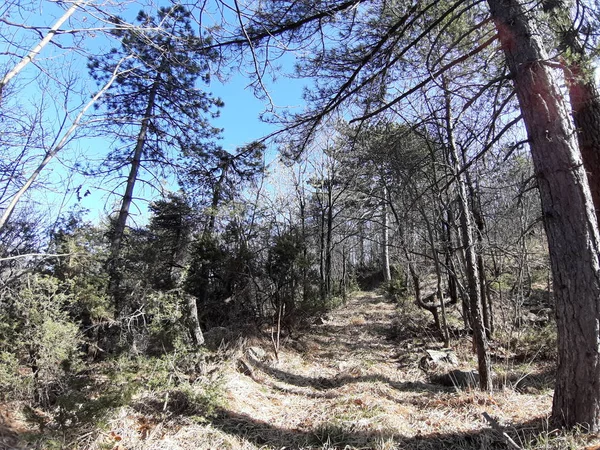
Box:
[3,291,555,450]
[212,291,550,449]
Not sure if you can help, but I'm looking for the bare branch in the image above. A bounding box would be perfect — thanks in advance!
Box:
[0,54,134,231]
[0,252,78,262]
[0,0,86,101]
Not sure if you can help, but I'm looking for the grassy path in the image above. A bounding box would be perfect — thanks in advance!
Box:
[221,291,415,448]
[204,291,550,449]
[3,291,560,449]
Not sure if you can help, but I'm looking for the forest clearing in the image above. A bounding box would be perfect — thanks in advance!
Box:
[1,289,592,450]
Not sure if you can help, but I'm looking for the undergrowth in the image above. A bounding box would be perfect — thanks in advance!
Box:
[3,291,598,450]
[9,348,229,449]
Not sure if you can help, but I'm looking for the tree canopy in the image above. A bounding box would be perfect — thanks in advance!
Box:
[2,0,600,441]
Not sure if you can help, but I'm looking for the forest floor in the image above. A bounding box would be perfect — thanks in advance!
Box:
[3,290,600,449]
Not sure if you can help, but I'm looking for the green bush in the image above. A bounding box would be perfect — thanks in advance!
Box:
[384,276,407,301]
[510,322,557,361]
[0,274,83,404]
[0,351,29,400]
[145,290,191,354]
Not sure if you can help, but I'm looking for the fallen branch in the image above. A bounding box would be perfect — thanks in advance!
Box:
[482,412,523,450]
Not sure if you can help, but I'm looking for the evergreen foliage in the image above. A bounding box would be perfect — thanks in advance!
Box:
[4,0,600,441]
[88,5,223,158]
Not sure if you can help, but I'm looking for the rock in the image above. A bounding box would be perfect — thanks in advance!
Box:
[236,359,253,377]
[524,311,550,326]
[419,348,459,371]
[430,369,480,388]
[426,348,459,365]
[246,346,267,361]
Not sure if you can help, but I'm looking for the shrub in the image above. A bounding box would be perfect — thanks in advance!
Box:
[0,274,83,405]
[0,351,29,400]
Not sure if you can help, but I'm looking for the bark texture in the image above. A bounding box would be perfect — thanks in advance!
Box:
[549,0,600,225]
[487,0,600,429]
[565,58,600,226]
[443,77,492,391]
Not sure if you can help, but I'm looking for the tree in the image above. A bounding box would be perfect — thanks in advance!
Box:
[179,143,264,331]
[0,0,147,233]
[543,0,600,225]
[0,58,126,232]
[144,193,204,346]
[0,0,84,102]
[48,209,112,357]
[342,122,457,345]
[215,0,600,424]
[441,75,491,389]
[179,142,265,235]
[307,143,362,301]
[146,192,195,291]
[88,5,223,315]
[487,0,600,429]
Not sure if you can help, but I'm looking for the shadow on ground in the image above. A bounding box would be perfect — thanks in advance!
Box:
[133,394,559,449]
[244,353,436,394]
[0,417,21,450]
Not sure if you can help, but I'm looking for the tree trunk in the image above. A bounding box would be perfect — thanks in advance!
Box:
[325,183,333,298]
[319,202,326,301]
[109,75,160,317]
[443,75,492,391]
[382,184,392,282]
[0,58,126,232]
[466,171,493,338]
[566,64,600,226]
[206,160,229,235]
[423,206,450,347]
[487,0,600,429]
[0,0,84,101]
[358,221,366,268]
[110,77,159,259]
[186,293,204,346]
[547,0,600,226]
[298,186,309,303]
[341,245,347,302]
[444,208,466,326]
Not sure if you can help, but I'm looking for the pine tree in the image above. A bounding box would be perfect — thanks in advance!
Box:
[88,5,223,316]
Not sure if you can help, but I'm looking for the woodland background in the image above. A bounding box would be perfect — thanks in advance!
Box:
[1,0,599,448]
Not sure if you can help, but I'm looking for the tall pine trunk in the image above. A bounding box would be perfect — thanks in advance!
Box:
[548,0,600,225]
[566,69,600,224]
[443,78,492,391]
[487,0,600,429]
[109,76,160,317]
[110,78,159,260]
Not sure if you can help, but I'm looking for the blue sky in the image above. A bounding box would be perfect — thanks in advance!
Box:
[1,0,309,226]
[210,67,306,154]
[73,58,307,223]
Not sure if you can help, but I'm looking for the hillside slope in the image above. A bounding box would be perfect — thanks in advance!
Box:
[2,291,580,449]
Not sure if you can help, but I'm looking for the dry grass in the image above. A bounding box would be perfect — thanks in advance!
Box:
[349,315,367,326]
[4,290,600,449]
